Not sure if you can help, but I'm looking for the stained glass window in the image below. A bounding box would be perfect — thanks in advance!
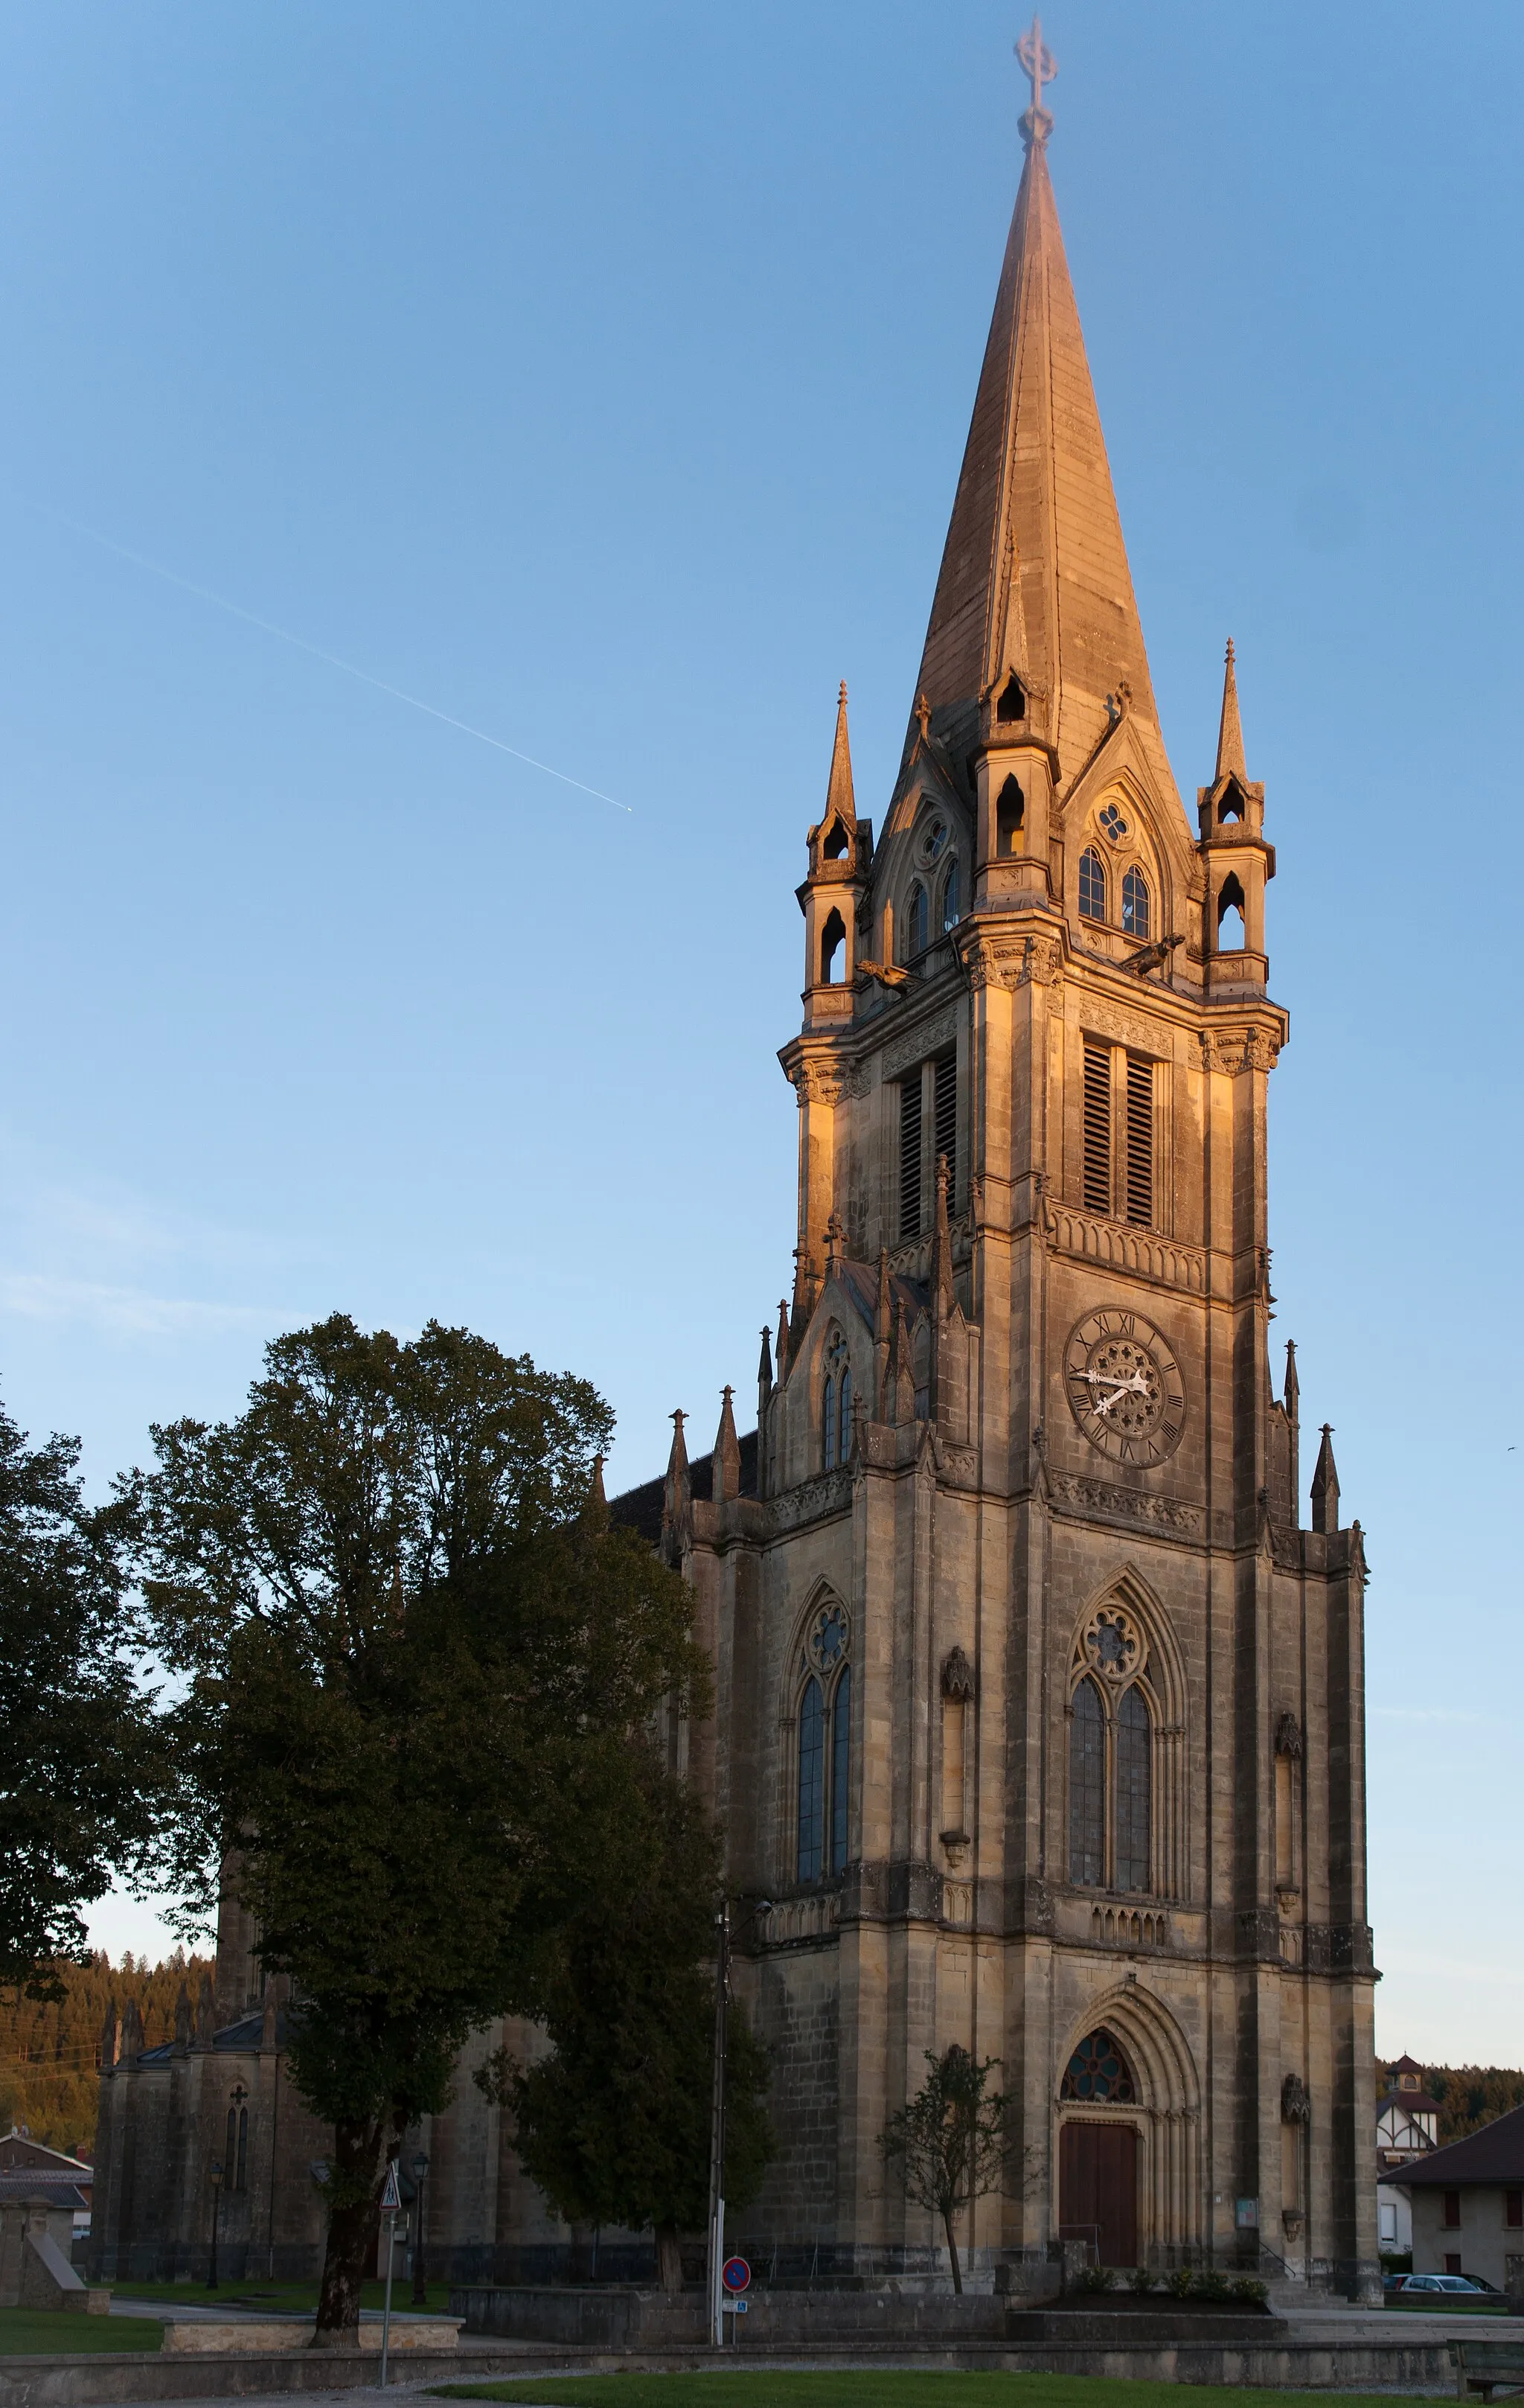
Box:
[1115,1685,1151,1893]
[1061,2027,1136,2102]
[798,1676,825,1883]
[1069,1676,1105,1886]
[830,1667,851,1874]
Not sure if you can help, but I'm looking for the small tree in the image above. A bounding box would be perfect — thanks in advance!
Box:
[0,1397,164,1999]
[489,1758,772,2291]
[880,2044,1011,2294]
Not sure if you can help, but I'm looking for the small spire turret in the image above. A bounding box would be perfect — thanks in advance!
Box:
[1215,636,1248,784]
[1310,1423,1340,1535]
[662,1409,693,1558]
[713,1386,741,1504]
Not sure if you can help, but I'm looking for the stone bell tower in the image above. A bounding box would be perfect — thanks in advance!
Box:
[643,21,1377,2300]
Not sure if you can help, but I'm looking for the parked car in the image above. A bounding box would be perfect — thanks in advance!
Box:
[1395,2274,1491,2295]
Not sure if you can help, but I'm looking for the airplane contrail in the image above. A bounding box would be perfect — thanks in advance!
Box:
[16,496,632,813]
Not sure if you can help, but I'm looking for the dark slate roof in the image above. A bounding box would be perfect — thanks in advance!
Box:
[0,2174,89,2207]
[1392,2103,1524,2185]
[610,1428,760,1546]
[1381,2087,1442,2118]
[0,2134,91,2177]
[123,2008,288,2069]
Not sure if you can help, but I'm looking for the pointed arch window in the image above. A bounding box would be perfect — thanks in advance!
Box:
[1069,1604,1159,1894]
[996,775,1025,855]
[1060,2028,1136,2104]
[1217,872,1246,951]
[941,859,960,931]
[838,1367,852,1464]
[1115,1685,1152,1891]
[906,883,929,959]
[1079,848,1107,923]
[795,1600,852,1884]
[820,906,846,984]
[1069,1676,1105,1887]
[1121,866,1150,940]
[797,1677,825,1882]
[830,1664,851,1873]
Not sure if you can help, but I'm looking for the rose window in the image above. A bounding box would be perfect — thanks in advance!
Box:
[809,1603,849,1672]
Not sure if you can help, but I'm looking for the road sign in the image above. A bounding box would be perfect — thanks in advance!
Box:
[721,2297,748,2313]
[380,2161,401,2212]
[721,2255,751,2293]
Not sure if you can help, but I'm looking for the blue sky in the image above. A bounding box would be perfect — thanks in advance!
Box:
[1,1,1520,2060]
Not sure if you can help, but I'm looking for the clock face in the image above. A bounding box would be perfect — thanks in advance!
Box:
[1063,1308,1185,1467]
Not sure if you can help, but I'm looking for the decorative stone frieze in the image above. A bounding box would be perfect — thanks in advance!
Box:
[1046,1469,1204,1537]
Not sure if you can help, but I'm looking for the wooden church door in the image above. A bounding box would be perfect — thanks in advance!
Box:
[1060,2119,1139,2267]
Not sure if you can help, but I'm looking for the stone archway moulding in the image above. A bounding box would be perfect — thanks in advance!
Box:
[1054,1981,1203,2267]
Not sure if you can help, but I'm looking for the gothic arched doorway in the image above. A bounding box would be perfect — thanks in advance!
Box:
[1058,2027,1139,2266]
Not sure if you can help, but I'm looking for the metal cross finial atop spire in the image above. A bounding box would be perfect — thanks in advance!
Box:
[1016,14,1057,147]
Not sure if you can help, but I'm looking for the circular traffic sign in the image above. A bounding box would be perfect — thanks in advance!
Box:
[721,2255,751,2294]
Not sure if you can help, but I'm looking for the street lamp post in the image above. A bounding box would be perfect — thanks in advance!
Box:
[706,1895,770,2350]
[411,2152,429,2306]
[208,2157,224,2291]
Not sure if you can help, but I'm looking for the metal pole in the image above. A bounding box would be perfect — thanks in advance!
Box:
[411,2153,429,2308]
[708,1900,729,2348]
[380,2206,397,2389]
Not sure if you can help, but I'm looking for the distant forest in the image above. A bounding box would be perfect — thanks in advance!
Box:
[1377,2060,1524,2145]
[0,1952,214,2157]
[4,1973,1520,2167]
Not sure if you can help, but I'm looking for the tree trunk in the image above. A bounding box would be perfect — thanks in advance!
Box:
[655,2223,683,2293]
[312,2118,386,2343]
[943,2206,963,2296]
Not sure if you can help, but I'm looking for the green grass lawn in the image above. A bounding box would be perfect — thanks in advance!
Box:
[429,2381,1454,2408]
[0,2306,162,2355]
[111,2276,456,2314]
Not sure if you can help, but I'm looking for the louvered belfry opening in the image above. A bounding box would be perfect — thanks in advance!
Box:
[1082,1038,1112,1216]
[899,1075,923,1240]
[1083,1038,1157,1228]
[1124,1052,1153,1227]
[933,1051,956,1207]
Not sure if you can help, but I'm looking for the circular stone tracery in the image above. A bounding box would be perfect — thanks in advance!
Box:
[1081,1606,1141,1684]
[1060,2027,1136,2103]
[808,1602,850,1673]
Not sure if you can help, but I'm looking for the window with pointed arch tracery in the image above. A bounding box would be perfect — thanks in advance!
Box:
[906,882,929,958]
[1060,2027,1136,2103]
[1079,847,1107,922]
[796,1600,852,1883]
[941,859,960,931]
[1121,865,1150,940]
[1068,1606,1155,1894]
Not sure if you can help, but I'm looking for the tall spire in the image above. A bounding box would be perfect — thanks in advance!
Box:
[825,680,856,827]
[913,47,1165,795]
[1215,638,1248,783]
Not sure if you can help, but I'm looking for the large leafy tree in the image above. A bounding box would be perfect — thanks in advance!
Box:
[141,1315,705,2340]
[495,1757,772,2291]
[880,2045,1012,2293]
[0,1397,163,1999]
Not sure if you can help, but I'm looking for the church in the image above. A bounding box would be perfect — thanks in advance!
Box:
[91,33,1378,2301]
